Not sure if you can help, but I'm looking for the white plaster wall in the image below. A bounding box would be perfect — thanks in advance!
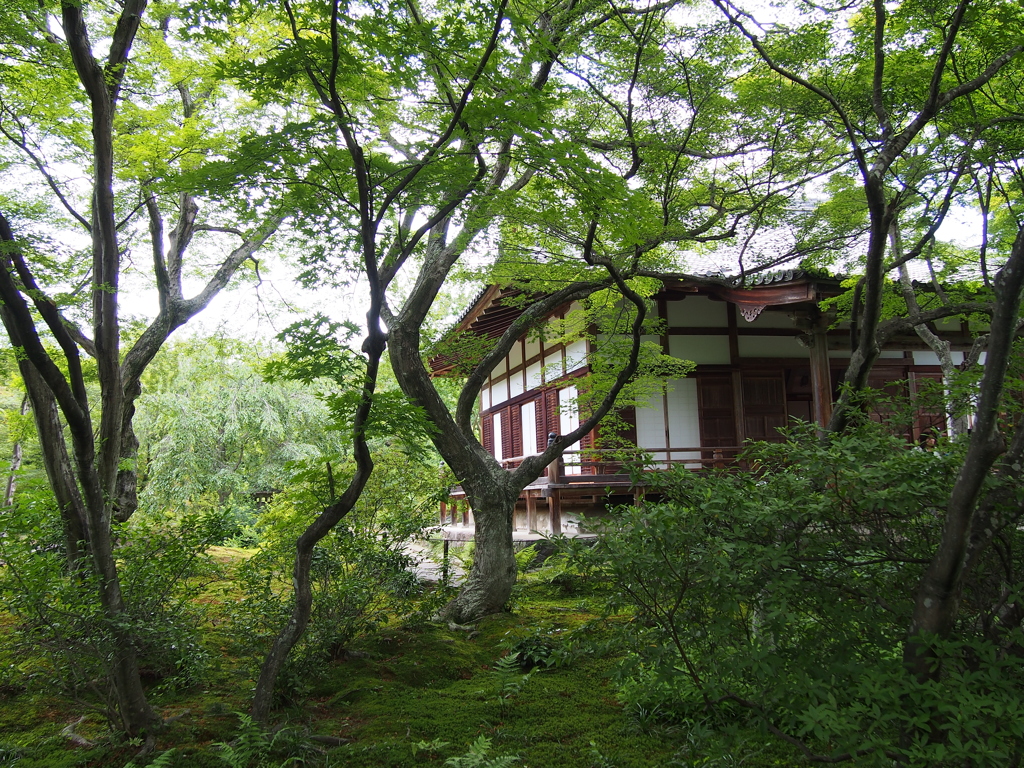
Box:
[665,378,701,461]
[508,341,523,369]
[526,361,543,389]
[525,337,541,361]
[565,339,588,372]
[544,350,563,381]
[666,296,728,327]
[741,309,797,329]
[510,372,524,398]
[669,335,731,364]
[737,336,806,358]
[492,377,509,406]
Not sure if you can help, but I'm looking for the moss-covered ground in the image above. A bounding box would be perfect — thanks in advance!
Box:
[0,562,799,768]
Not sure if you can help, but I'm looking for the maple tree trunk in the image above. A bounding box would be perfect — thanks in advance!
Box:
[440,482,519,623]
[903,225,1024,688]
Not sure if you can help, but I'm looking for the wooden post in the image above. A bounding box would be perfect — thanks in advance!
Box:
[728,304,745,458]
[731,368,745,447]
[526,493,537,532]
[549,491,562,535]
[442,539,450,584]
[809,327,833,428]
[546,432,561,482]
[440,499,448,525]
[727,302,740,363]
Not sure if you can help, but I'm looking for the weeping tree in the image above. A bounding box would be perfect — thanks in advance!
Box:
[134,336,334,523]
[0,0,283,737]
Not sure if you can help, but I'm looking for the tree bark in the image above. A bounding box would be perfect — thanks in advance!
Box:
[893,224,971,438]
[250,256,387,722]
[440,483,520,623]
[904,224,1024,683]
[387,265,650,623]
[3,394,28,508]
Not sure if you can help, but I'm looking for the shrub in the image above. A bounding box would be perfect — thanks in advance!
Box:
[562,421,1024,765]
[230,448,438,704]
[0,501,225,722]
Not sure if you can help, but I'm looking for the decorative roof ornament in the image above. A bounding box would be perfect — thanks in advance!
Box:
[739,304,766,322]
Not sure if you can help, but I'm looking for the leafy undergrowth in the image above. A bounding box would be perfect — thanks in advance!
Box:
[0,572,800,767]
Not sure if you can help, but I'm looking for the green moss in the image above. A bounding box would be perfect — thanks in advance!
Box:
[0,577,798,767]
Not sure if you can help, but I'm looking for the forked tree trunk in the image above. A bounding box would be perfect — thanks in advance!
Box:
[440,482,519,623]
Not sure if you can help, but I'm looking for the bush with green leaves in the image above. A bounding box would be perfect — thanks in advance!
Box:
[0,498,226,724]
[560,420,1024,765]
[231,446,444,703]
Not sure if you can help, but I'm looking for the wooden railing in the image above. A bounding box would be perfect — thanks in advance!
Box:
[440,446,747,527]
[496,446,746,481]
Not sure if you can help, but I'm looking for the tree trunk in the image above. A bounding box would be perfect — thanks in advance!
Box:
[440,482,519,623]
[15,359,90,565]
[250,535,318,722]
[904,225,1024,684]
[894,229,970,438]
[113,379,142,523]
[4,394,28,508]
[250,312,386,723]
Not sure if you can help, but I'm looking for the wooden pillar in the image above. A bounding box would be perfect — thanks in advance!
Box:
[461,500,470,526]
[526,493,537,532]
[728,303,745,455]
[809,327,833,428]
[727,303,740,364]
[440,499,448,525]
[547,455,562,482]
[731,369,745,447]
[549,491,562,535]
